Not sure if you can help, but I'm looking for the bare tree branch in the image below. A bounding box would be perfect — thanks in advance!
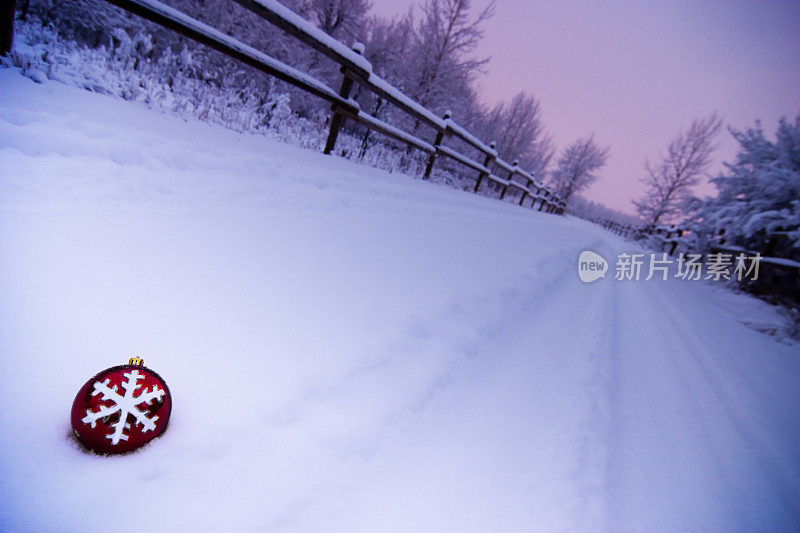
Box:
[634,113,723,225]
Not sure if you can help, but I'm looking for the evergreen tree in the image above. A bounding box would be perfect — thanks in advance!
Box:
[687,113,800,259]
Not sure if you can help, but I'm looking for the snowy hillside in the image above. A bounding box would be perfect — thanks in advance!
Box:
[1,69,798,532]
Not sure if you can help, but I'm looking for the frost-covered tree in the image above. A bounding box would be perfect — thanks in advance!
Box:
[548,134,609,204]
[634,113,722,225]
[687,113,800,259]
[352,0,495,159]
[303,0,372,42]
[407,0,494,121]
[478,92,554,179]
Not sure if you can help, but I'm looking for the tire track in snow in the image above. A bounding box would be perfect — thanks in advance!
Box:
[650,282,800,527]
[270,243,587,449]
[269,239,619,532]
[606,273,800,532]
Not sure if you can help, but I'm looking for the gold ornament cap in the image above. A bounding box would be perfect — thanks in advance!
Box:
[128,356,144,366]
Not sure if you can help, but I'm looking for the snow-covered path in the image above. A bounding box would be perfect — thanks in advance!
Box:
[607,273,800,531]
[1,70,798,532]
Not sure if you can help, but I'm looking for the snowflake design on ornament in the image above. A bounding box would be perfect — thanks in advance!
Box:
[81,369,165,445]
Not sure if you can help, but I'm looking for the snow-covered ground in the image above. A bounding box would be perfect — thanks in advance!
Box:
[1,69,798,532]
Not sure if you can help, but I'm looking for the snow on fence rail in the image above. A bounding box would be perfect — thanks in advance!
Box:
[86,0,565,214]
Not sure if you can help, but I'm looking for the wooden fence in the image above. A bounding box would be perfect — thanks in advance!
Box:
[66,0,566,214]
[581,217,686,255]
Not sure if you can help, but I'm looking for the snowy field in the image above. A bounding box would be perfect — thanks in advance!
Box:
[1,69,799,532]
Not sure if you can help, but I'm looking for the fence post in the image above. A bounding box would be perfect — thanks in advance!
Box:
[531,185,542,210]
[500,159,518,200]
[669,240,679,256]
[473,141,496,193]
[519,170,533,206]
[538,190,548,212]
[324,43,363,155]
[1,0,16,56]
[423,110,450,180]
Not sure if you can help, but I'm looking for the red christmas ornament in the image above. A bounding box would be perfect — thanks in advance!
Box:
[70,357,171,454]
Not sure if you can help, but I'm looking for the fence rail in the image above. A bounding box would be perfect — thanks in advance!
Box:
[91,0,565,214]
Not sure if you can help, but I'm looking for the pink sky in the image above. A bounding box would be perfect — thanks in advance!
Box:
[370,0,800,215]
